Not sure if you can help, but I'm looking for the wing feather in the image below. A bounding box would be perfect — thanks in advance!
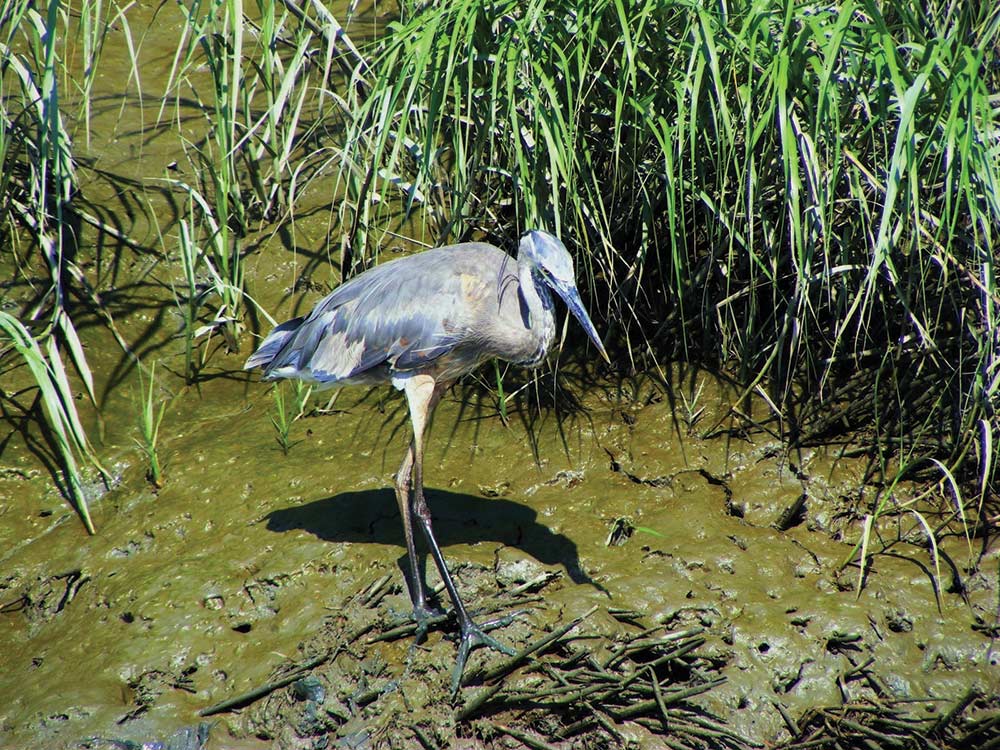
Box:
[246,245,507,385]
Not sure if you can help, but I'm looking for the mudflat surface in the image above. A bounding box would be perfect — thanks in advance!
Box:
[1,357,997,748]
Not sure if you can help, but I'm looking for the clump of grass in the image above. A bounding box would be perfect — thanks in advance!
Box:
[0,313,104,533]
[270,380,310,455]
[271,383,294,456]
[134,362,167,489]
[169,186,267,371]
[158,0,350,348]
[0,0,120,532]
[172,196,247,383]
[334,0,1000,582]
[680,381,706,434]
[158,0,248,351]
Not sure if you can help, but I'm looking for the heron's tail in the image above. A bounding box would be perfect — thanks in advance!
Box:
[244,317,306,371]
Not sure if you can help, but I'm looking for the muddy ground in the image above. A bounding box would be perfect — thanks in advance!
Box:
[1,350,998,749]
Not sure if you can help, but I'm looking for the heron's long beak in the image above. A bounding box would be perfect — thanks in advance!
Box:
[554,283,611,363]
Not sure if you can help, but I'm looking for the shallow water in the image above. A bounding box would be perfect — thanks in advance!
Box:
[1,2,997,748]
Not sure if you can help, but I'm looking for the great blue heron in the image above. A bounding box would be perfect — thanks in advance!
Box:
[245,229,609,690]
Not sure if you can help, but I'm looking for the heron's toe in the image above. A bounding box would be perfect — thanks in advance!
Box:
[411,603,448,642]
[466,625,516,658]
[448,619,517,695]
[477,610,526,636]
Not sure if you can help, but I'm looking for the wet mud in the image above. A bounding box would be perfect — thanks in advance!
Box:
[1,355,998,749]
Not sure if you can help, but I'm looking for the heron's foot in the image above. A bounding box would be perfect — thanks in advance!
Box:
[449,617,517,695]
[411,602,448,643]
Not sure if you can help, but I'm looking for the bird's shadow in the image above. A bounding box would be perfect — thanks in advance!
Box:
[265,488,598,593]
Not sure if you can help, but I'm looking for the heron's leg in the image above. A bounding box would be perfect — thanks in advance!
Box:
[404,375,515,694]
[394,439,442,638]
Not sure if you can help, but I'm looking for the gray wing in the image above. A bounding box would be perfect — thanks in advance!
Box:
[244,316,305,371]
[248,245,507,384]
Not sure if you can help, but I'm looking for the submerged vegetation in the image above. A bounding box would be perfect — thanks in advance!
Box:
[1,0,998,572]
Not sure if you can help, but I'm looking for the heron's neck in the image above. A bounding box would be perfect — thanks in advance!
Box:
[517,260,556,364]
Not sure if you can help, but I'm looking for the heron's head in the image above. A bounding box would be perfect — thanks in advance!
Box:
[520,230,577,289]
[519,230,610,363]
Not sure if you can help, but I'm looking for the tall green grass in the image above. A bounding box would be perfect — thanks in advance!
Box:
[1,0,117,532]
[159,0,346,348]
[337,0,999,431]
[332,0,1000,584]
[161,0,248,348]
[3,0,347,527]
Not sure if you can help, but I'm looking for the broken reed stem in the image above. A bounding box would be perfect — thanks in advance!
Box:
[199,652,330,716]
[602,629,704,670]
[505,570,561,597]
[649,666,671,731]
[608,678,727,719]
[827,716,909,747]
[455,605,599,721]
[557,678,727,737]
[932,685,983,734]
[774,701,800,737]
[590,703,626,744]
[199,619,375,716]
[368,612,451,643]
[454,682,506,722]
[464,604,599,686]
[491,722,562,750]
[409,723,438,750]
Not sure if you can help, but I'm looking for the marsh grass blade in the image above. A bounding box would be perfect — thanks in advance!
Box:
[135,362,167,489]
[0,0,115,532]
[1,313,99,533]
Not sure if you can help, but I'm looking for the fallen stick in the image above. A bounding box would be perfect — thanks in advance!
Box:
[199,653,328,717]
[199,621,374,716]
